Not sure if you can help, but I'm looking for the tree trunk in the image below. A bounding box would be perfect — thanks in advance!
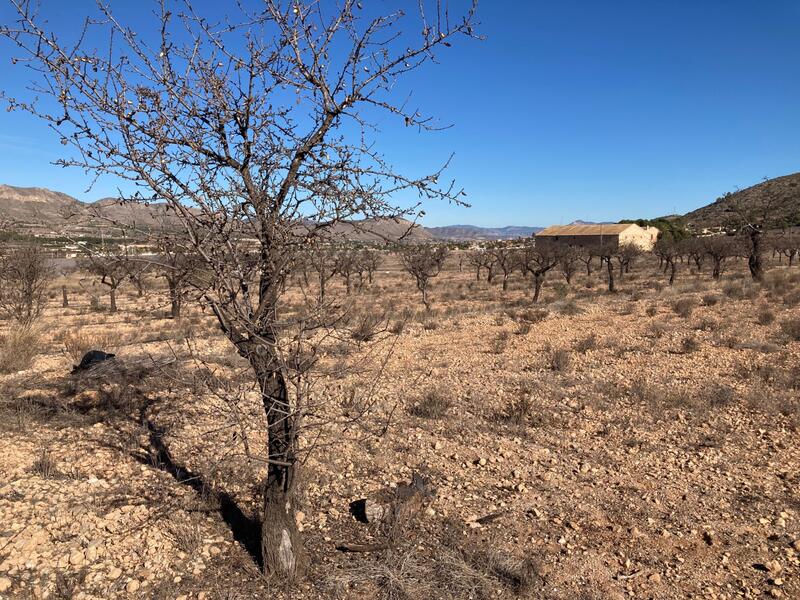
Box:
[109,288,117,313]
[502,274,509,291]
[712,258,722,279]
[748,232,763,281]
[606,258,615,292]
[475,267,481,281]
[668,260,677,286]
[421,284,430,311]
[345,273,352,295]
[251,357,305,580]
[532,273,544,303]
[62,285,69,308]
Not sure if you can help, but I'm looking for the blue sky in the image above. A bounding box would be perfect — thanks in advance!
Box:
[1,1,799,227]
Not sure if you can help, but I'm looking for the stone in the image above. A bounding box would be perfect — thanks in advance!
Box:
[765,560,782,574]
[648,573,662,584]
[69,550,85,566]
[126,579,140,594]
[0,578,11,593]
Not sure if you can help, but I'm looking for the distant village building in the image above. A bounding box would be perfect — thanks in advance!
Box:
[535,223,659,251]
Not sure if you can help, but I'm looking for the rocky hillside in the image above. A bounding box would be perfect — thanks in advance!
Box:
[0,185,535,242]
[0,185,84,225]
[685,172,800,228]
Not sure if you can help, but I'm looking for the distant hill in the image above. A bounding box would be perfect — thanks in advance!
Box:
[426,224,542,241]
[0,185,83,225]
[0,184,433,242]
[567,220,615,226]
[684,172,800,228]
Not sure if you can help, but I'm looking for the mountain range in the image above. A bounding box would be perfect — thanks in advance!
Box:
[4,172,799,242]
[0,185,542,242]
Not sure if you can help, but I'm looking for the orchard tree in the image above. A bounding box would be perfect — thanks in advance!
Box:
[0,243,53,325]
[399,244,449,310]
[488,244,519,291]
[653,237,684,286]
[521,243,560,303]
[557,245,580,285]
[703,235,737,280]
[616,243,641,280]
[79,250,130,313]
[154,235,202,319]
[1,0,477,578]
[721,178,800,281]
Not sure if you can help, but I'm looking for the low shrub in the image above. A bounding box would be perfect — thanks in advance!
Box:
[780,317,800,341]
[0,327,41,374]
[757,308,775,326]
[672,297,696,318]
[410,387,454,419]
[549,348,571,372]
[574,333,597,353]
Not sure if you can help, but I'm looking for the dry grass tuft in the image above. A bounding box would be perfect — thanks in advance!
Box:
[410,386,454,419]
[0,327,41,374]
[59,329,117,364]
[671,297,696,318]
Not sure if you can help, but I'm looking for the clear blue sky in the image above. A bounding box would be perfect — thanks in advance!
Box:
[1,1,799,227]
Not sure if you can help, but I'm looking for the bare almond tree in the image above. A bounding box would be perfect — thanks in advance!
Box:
[399,244,449,310]
[153,236,203,319]
[521,244,559,303]
[79,250,130,313]
[0,243,53,325]
[721,178,798,281]
[2,0,477,578]
[557,245,580,285]
[488,245,520,291]
[703,235,737,280]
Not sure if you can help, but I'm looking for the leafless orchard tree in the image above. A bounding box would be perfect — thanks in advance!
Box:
[334,247,359,296]
[399,244,450,310]
[1,0,477,578]
[79,249,131,313]
[307,243,339,304]
[721,179,797,281]
[520,243,559,303]
[683,237,706,272]
[615,242,641,280]
[578,248,596,277]
[0,243,54,325]
[775,233,800,266]
[557,245,579,285]
[702,235,737,280]
[152,235,203,318]
[465,249,492,282]
[487,244,519,291]
[359,248,383,286]
[596,243,617,292]
[653,237,682,286]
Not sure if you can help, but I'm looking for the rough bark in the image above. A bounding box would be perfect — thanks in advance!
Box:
[252,355,305,580]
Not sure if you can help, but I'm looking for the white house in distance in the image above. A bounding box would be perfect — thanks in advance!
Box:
[534,223,660,251]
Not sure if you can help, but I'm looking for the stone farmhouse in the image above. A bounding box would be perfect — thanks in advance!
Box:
[534,223,659,251]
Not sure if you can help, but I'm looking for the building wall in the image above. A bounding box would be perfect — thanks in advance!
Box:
[535,234,620,249]
[619,227,658,251]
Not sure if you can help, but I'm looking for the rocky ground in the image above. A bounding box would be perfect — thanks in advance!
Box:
[0,257,798,599]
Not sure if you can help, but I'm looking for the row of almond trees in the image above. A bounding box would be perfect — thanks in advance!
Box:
[398,230,800,309]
